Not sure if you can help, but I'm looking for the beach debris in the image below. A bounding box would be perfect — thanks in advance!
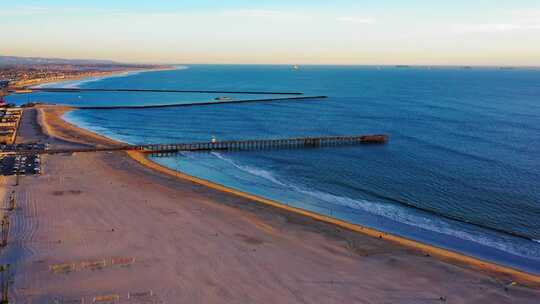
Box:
[50,257,136,274]
[49,297,83,304]
[92,294,120,303]
[111,257,136,267]
[50,263,76,274]
[505,281,519,291]
[50,290,157,304]
[127,290,155,301]
[82,259,107,271]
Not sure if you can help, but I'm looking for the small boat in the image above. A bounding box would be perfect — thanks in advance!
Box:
[214,96,232,101]
[293,65,300,70]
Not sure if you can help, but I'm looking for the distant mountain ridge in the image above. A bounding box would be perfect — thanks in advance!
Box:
[0,55,120,66]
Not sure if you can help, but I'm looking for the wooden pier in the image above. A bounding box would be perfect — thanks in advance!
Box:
[142,134,388,156]
[3,134,388,156]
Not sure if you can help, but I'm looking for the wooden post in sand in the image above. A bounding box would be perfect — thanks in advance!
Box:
[7,192,15,212]
[0,216,9,248]
[0,264,9,304]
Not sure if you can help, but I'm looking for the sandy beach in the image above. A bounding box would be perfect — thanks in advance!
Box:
[11,66,175,89]
[1,105,539,303]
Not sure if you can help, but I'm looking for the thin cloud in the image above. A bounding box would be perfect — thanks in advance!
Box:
[510,10,540,20]
[221,9,310,20]
[337,16,375,25]
[0,6,90,17]
[456,23,540,33]
[0,6,50,16]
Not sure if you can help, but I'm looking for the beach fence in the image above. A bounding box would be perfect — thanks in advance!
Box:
[0,189,17,303]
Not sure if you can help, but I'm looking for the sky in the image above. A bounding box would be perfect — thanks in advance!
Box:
[1,1,540,66]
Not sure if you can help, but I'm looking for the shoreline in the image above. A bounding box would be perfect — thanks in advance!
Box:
[127,151,540,283]
[11,65,178,90]
[41,104,540,285]
[6,104,539,303]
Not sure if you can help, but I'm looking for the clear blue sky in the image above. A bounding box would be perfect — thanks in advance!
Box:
[2,1,540,65]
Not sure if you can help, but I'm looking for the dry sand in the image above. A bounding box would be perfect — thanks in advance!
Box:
[1,105,539,303]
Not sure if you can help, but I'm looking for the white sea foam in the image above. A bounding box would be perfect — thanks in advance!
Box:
[210,152,540,259]
[211,152,287,187]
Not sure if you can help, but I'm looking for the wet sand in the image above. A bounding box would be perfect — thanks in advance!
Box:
[2,105,539,303]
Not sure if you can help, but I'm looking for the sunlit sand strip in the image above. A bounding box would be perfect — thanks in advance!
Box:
[127,149,540,285]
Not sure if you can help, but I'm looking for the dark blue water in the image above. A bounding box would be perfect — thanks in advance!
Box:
[8,65,540,273]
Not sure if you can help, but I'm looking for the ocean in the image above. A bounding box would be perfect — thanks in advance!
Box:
[7,65,540,273]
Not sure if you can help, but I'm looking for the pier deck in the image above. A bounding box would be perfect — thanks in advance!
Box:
[2,134,389,156]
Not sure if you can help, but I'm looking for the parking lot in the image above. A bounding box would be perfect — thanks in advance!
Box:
[0,154,41,175]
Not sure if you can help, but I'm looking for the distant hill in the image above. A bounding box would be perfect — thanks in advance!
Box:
[0,55,120,66]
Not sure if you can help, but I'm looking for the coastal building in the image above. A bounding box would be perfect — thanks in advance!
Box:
[0,106,22,144]
[4,107,21,115]
[0,122,16,128]
[0,129,16,145]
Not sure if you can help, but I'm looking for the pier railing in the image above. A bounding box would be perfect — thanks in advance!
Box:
[141,135,388,156]
[2,134,389,156]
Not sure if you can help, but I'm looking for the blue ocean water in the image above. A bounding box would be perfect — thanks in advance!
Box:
[8,65,540,273]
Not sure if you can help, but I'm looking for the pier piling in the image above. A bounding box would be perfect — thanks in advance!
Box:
[141,134,388,156]
[5,134,389,156]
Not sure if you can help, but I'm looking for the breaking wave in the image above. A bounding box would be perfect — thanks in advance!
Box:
[210,152,540,260]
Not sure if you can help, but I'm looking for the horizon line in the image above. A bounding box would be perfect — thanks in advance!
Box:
[1,55,539,69]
